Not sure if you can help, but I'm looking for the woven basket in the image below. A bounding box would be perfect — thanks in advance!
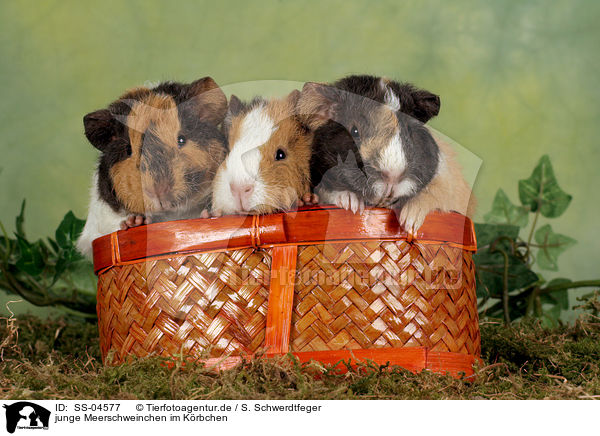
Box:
[93,205,479,376]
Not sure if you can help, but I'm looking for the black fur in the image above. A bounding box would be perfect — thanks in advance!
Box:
[306,75,440,207]
[389,112,439,209]
[333,74,440,123]
[83,79,227,214]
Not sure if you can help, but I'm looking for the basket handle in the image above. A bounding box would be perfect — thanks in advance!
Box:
[264,245,298,354]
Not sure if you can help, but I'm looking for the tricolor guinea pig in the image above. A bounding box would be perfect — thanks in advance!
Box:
[211,90,312,215]
[76,77,228,257]
[297,74,474,235]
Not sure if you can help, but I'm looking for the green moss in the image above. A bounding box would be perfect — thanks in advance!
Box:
[1,315,599,400]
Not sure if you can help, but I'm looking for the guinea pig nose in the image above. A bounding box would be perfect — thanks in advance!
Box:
[230,182,254,209]
[230,182,254,197]
[382,170,403,184]
[154,182,170,197]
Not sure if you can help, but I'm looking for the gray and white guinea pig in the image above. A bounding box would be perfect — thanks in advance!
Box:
[76,77,228,257]
[211,90,312,215]
[297,74,474,235]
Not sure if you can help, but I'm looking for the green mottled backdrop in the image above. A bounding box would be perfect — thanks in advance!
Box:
[1,0,598,317]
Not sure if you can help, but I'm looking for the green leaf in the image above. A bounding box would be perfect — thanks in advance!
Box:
[474,249,539,298]
[542,304,562,326]
[518,155,572,218]
[55,211,86,250]
[53,247,85,284]
[46,237,59,254]
[541,279,570,310]
[534,224,577,271]
[484,189,529,227]
[474,223,520,248]
[15,199,26,238]
[483,296,529,321]
[15,235,45,276]
[62,258,97,295]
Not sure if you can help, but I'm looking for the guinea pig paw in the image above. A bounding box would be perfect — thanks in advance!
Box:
[121,215,147,230]
[398,207,426,238]
[301,192,320,205]
[200,209,210,219]
[297,193,319,207]
[332,191,363,214]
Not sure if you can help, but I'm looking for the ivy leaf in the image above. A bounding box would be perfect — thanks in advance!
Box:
[534,224,577,271]
[484,189,529,227]
[474,223,520,248]
[542,304,562,326]
[15,199,26,238]
[15,235,45,277]
[518,155,572,218]
[62,258,96,294]
[53,246,85,284]
[474,249,539,299]
[483,296,529,321]
[55,211,86,250]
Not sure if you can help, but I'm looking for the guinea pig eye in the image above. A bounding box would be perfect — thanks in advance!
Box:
[350,126,360,139]
[177,135,186,148]
[275,148,286,161]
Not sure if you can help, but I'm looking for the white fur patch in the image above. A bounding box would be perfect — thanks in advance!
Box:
[76,170,127,258]
[212,105,277,214]
[380,78,401,111]
[378,131,407,176]
[392,178,418,198]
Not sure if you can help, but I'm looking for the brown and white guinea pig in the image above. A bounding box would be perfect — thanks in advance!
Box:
[297,74,475,235]
[211,90,312,215]
[76,77,228,257]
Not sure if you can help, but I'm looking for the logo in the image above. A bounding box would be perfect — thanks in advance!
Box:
[2,402,50,434]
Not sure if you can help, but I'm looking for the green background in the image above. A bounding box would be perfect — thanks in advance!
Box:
[1,0,598,317]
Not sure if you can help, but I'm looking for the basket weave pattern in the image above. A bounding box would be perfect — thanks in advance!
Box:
[98,249,272,363]
[291,241,479,355]
[97,240,479,364]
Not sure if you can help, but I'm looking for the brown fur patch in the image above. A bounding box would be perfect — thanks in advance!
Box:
[358,105,398,164]
[257,114,312,213]
[402,131,476,218]
[226,112,243,152]
[222,91,312,214]
[110,93,225,214]
[110,94,178,213]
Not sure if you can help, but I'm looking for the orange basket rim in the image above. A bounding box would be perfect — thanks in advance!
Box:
[92,205,477,274]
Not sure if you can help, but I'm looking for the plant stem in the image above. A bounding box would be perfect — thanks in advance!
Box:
[525,208,540,264]
[489,240,511,325]
[541,280,600,294]
[525,163,546,264]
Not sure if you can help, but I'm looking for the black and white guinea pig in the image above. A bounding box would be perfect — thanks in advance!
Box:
[76,77,228,257]
[211,90,312,215]
[297,74,474,235]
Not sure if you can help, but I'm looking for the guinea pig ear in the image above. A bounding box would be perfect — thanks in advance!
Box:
[297,82,338,129]
[83,109,118,151]
[186,77,228,125]
[222,94,244,139]
[285,89,301,106]
[227,95,244,118]
[411,89,441,123]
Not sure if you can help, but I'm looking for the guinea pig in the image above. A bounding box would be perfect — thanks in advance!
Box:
[76,77,228,257]
[211,90,312,215]
[297,74,474,235]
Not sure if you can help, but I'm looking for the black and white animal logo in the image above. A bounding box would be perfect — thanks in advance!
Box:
[3,402,50,433]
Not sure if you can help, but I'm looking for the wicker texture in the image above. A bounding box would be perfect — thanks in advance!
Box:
[97,240,479,365]
[291,242,479,355]
[98,249,271,364]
